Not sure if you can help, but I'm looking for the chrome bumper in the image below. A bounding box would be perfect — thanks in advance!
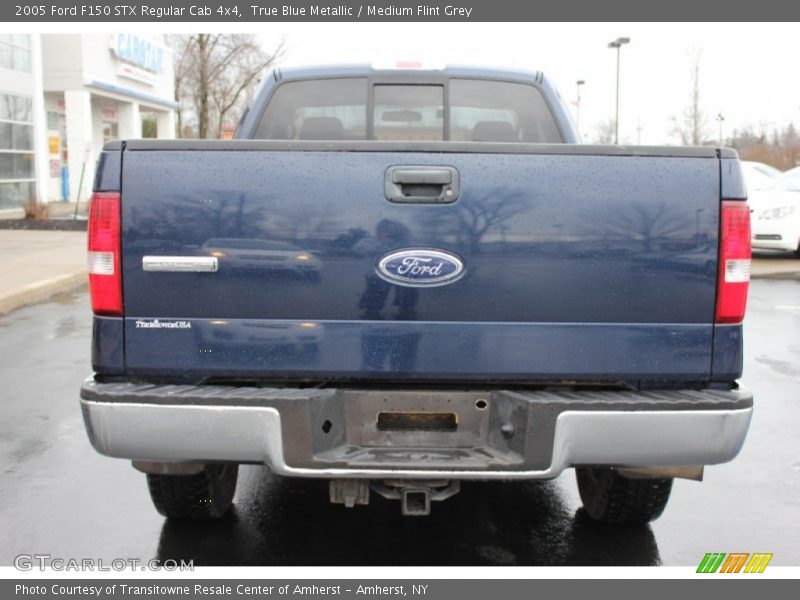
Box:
[80,381,753,480]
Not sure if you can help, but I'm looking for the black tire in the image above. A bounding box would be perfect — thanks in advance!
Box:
[576,467,673,525]
[147,464,238,520]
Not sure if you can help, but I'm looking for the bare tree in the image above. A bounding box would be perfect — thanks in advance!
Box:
[671,49,709,146]
[424,188,529,253]
[591,119,617,144]
[731,122,800,170]
[169,34,284,138]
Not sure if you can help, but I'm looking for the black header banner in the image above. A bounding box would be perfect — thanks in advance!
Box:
[4,0,800,22]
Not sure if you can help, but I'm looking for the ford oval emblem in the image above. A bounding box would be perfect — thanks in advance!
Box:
[377,249,465,287]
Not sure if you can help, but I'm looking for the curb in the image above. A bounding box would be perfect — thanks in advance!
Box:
[0,219,87,231]
[0,272,87,316]
[0,208,25,220]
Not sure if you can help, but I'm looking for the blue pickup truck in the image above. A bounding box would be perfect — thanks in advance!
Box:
[80,65,753,523]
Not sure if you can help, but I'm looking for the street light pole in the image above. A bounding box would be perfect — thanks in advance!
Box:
[716,112,725,146]
[576,80,585,134]
[608,37,630,145]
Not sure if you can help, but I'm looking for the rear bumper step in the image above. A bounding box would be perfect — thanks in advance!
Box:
[80,380,753,480]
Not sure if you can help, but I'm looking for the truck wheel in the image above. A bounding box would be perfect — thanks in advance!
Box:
[146,464,238,520]
[575,467,672,525]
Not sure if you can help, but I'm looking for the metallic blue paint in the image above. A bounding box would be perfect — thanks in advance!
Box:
[117,148,722,382]
[93,150,121,192]
[720,157,747,199]
[711,324,744,381]
[123,318,714,383]
[92,316,124,374]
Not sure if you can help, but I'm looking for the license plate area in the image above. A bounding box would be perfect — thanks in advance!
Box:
[348,390,490,449]
[308,389,525,469]
[376,411,458,432]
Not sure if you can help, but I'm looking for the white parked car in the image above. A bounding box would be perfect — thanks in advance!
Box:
[741,161,782,192]
[749,166,800,255]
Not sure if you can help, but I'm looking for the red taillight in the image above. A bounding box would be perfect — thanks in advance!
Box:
[87,191,122,316]
[715,200,751,324]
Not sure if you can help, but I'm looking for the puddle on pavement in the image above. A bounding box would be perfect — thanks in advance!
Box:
[55,316,79,338]
[755,356,800,377]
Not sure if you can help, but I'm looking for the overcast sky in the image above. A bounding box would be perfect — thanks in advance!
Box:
[257,22,800,145]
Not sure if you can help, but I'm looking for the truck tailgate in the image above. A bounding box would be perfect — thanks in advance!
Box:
[120,147,720,383]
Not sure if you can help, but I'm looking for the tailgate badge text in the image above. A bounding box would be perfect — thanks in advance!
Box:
[135,319,192,329]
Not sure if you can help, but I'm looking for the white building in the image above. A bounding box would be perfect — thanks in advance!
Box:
[0,33,176,214]
[0,34,39,214]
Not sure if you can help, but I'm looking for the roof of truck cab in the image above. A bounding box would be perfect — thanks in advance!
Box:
[274,64,545,84]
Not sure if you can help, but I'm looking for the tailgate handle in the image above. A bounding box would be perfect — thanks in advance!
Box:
[385,166,460,204]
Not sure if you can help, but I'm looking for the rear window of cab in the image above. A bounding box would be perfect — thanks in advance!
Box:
[254,77,563,143]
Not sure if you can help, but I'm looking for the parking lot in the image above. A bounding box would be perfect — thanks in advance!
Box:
[1,270,798,567]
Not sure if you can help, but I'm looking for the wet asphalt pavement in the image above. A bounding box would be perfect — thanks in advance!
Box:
[1,277,798,567]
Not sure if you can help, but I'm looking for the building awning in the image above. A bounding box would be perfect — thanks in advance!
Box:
[87,79,179,110]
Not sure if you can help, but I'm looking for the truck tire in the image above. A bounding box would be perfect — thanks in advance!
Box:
[146,464,238,520]
[575,467,672,525]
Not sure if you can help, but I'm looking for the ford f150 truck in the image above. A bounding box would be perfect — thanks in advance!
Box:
[80,65,753,523]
